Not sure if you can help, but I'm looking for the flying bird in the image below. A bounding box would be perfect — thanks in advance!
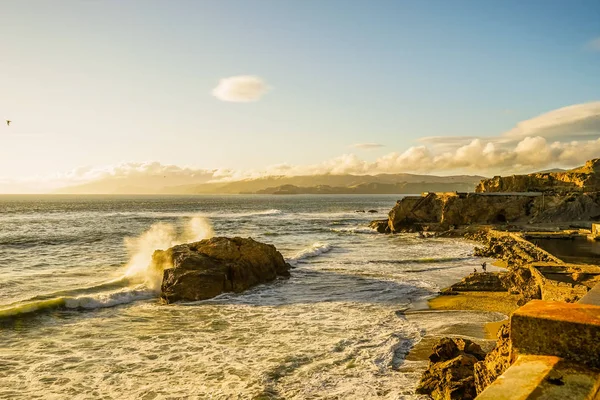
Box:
[6,120,10,126]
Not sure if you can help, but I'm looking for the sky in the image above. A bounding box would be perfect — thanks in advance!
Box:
[0,0,599,192]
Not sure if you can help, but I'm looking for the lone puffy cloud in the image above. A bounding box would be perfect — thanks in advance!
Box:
[212,75,269,102]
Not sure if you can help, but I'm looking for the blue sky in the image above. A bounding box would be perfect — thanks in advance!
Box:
[0,0,599,190]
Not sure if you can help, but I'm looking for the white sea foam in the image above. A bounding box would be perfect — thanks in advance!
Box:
[331,226,379,234]
[63,287,155,309]
[0,286,155,318]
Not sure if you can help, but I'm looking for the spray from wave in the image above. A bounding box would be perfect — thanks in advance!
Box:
[123,215,214,291]
[0,216,215,319]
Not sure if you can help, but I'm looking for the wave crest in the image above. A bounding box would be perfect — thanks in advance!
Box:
[331,226,378,234]
[0,287,154,319]
[288,242,332,266]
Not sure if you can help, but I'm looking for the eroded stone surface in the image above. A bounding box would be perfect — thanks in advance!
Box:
[387,192,537,232]
[476,355,600,400]
[476,159,600,194]
[442,272,507,293]
[474,323,512,394]
[511,300,600,369]
[156,237,291,303]
[416,337,486,400]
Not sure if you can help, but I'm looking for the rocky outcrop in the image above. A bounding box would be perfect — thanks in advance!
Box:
[442,272,507,293]
[369,219,390,234]
[376,159,600,234]
[530,192,600,222]
[156,237,291,303]
[388,192,537,232]
[474,324,512,394]
[476,159,600,194]
[416,337,486,400]
[385,191,600,232]
[468,230,561,266]
[500,267,542,305]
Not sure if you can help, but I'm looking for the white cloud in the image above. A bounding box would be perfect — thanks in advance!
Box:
[351,143,385,150]
[3,101,600,193]
[503,102,600,141]
[586,37,600,52]
[212,75,269,102]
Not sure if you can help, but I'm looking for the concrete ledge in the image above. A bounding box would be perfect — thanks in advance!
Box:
[579,283,600,306]
[511,300,600,368]
[476,355,600,400]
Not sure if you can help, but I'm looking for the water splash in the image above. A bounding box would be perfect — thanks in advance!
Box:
[123,215,214,290]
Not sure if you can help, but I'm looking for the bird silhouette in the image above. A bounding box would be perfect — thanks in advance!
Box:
[6,120,10,126]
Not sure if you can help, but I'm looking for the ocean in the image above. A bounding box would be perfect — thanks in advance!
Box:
[0,195,503,399]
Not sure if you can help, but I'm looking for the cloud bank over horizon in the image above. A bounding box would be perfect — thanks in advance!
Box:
[1,102,599,193]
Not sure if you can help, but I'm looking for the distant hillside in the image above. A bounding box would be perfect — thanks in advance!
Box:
[255,182,477,195]
[56,173,486,194]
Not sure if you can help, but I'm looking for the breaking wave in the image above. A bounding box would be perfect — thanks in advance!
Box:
[0,285,154,319]
[288,242,333,266]
[331,226,378,234]
[1,216,215,320]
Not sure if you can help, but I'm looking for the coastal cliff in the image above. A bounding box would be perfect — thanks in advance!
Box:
[380,159,600,233]
[476,159,600,194]
[387,192,538,232]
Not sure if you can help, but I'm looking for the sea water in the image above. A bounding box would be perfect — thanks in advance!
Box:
[0,195,503,399]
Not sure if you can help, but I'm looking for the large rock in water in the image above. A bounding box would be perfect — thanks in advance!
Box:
[155,237,291,303]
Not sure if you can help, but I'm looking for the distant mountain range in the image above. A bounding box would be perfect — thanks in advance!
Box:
[55,173,486,195]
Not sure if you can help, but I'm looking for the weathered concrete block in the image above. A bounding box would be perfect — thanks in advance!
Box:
[511,300,600,368]
[579,283,600,306]
[476,355,600,400]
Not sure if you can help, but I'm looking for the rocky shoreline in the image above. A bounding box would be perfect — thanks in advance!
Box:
[373,159,600,398]
[410,226,600,399]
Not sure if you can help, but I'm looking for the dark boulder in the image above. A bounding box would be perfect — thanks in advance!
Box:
[156,237,291,303]
[369,219,390,234]
[416,337,486,400]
